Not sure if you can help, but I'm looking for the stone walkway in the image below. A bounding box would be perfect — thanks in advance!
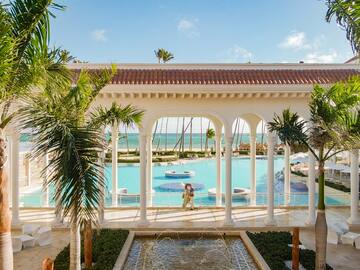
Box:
[11,207,360,270]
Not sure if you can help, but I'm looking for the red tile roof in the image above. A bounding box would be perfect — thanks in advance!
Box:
[71,68,360,85]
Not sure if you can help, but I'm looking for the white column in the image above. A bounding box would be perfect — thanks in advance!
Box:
[215,133,222,206]
[54,181,63,224]
[111,124,118,207]
[224,135,233,225]
[250,133,257,205]
[25,157,31,187]
[265,131,276,226]
[139,133,148,225]
[11,131,20,225]
[42,153,49,207]
[146,135,153,207]
[306,151,316,225]
[98,128,106,223]
[284,144,291,205]
[348,149,360,224]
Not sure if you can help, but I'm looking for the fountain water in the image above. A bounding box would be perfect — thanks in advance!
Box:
[123,231,258,270]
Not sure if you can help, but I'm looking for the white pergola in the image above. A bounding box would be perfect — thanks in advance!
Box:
[8,63,360,227]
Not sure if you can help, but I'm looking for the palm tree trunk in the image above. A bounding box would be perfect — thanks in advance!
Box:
[125,126,129,155]
[0,169,13,270]
[181,117,185,153]
[165,118,168,151]
[189,118,193,151]
[315,151,327,270]
[200,117,203,151]
[84,220,92,269]
[70,219,81,270]
[0,130,13,270]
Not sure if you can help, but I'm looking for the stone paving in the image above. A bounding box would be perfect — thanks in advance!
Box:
[11,207,360,270]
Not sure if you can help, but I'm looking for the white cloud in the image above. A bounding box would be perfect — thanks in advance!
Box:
[91,29,107,42]
[304,51,339,63]
[177,18,199,37]
[222,45,253,63]
[279,31,310,50]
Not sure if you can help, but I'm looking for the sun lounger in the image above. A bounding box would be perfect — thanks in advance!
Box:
[341,232,360,246]
[12,237,22,253]
[327,222,349,244]
[34,227,52,246]
[22,224,40,236]
[355,237,360,249]
[15,234,35,249]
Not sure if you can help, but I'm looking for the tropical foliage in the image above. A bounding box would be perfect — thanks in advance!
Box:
[0,1,69,269]
[325,0,360,54]
[268,78,360,269]
[19,66,143,269]
[154,48,174,63]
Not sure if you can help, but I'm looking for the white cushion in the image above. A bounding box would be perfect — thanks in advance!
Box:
[341,232,360,245]
[15,234,35,248]
[22,224,40,236]
[34,227,52,247]
[355,237,360,249]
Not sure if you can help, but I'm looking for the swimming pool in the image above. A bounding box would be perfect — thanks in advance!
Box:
[19,157,349,207]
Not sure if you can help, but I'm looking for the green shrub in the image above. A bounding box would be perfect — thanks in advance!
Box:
[247,231,333,270]
[315,178,350,193]
[54,229,129,270]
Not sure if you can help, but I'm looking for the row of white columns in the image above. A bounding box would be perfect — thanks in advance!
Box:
[9,124,360,227]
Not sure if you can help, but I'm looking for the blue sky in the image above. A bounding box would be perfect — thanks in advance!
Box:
[50,0,355,64]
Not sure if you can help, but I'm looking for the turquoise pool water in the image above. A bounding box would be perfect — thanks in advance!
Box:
[20,157,349,207]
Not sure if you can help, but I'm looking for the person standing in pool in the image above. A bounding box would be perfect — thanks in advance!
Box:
[182,183,195,210]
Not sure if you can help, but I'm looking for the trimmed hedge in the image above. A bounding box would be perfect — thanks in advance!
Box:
[247,231,333,270]
[54,229,129,270]
[315,178,350,193]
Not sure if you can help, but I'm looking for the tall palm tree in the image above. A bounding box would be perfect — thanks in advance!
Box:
[0,1,69,268]
[268,79,360,269]
[189,117,193,151]
[205,126,215,155]
[20,67,143,270]
[325,0,360,54]
[154,48,174,63]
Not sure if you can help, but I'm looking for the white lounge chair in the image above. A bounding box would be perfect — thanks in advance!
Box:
[355,237,360,249]
[12,237,22,253]
[327,222,349,244]
[34,227,52,246]
[22,224,40,236]
[15,234,35,249]
[341,232,360,246]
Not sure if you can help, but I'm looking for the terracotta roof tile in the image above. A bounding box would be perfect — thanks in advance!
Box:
[71,68,360,85]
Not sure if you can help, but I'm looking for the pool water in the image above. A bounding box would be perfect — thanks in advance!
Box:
[19,157,349,207]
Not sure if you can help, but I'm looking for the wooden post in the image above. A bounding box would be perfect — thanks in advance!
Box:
[42,258,54,270]
[292,227,300,270]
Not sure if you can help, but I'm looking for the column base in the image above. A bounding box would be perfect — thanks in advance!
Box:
[264,217,276,226]
[347,217,360,225]
[305,216,316,226]
[138,219,149,227]
[223,217,234,227]
[11,218,21,227]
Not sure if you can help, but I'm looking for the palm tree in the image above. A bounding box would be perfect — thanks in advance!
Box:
[20,67,143,270]
[325,0,360,54]
[0,1,69,268]
[154,48,174,63]
[205,126,215,155]
[268,79,360,269]
[189,117,193,151]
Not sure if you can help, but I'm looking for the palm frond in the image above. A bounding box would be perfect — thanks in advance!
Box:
[325,0,360,54]
[88,102,144,129]
[18,100,105,225]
